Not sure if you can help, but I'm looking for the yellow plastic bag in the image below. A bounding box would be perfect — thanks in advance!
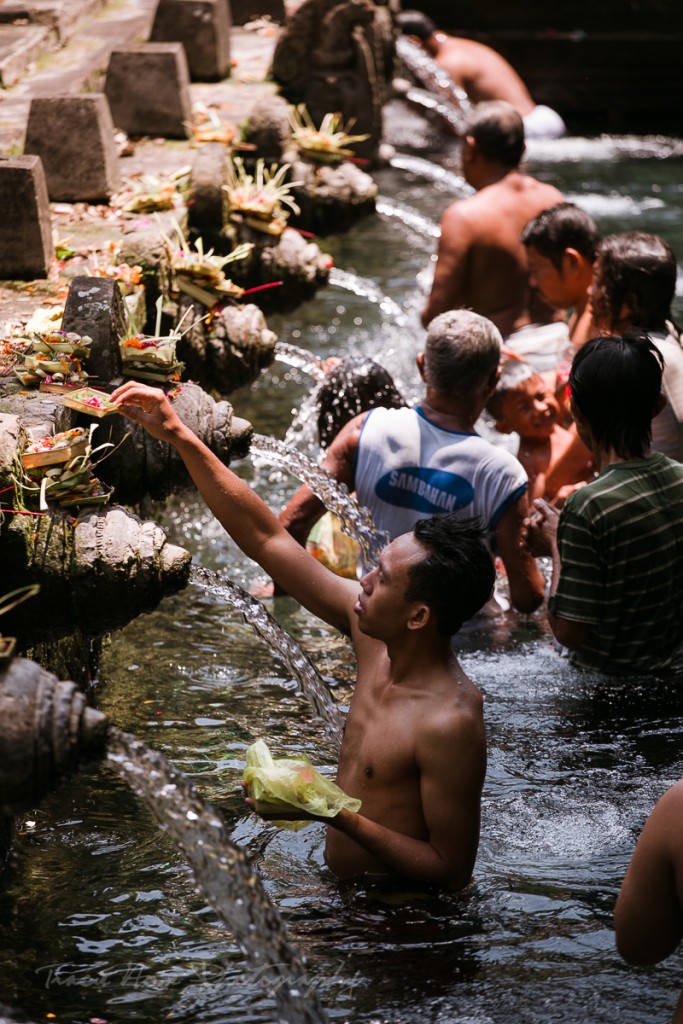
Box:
[243,739,361,831]
[306,511,360,579]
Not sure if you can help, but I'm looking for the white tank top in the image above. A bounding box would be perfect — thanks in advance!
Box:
[354,406,528,540]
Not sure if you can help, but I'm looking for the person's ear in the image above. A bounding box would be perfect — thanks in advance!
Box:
[407,603,430,630]
[494,418,513,435]
[561,248,582,278]
[463,135,476,161]
[416,352,426,379]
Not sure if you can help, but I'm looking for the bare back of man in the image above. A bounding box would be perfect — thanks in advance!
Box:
[426,171,564,337]
[434,34,535,116]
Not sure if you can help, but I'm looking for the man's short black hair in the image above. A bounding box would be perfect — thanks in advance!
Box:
[465,101,525,168]
[521,203,600,270]
[316,357,405,449]
[406,515,495,635]
[596,232,677,334]
[396,10,437,41]
[569,332,664,459]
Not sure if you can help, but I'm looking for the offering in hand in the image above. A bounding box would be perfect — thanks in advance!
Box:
[243,739,360,831]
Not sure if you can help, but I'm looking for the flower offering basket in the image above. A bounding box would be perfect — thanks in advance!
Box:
[63,388,119,418]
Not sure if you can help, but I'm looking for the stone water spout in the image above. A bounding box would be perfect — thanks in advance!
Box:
[0,658,108,815]
[395,35,473,132]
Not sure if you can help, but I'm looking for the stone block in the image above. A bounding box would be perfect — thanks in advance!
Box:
[0,155,52,280]
[104,44,192,139]
[150,0,231,82]
[188,142,228,240]
[229,0,284,26]
[24,94,121,202]
[61,277,127,384]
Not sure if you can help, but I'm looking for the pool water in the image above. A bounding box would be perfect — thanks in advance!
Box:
[1,120,683,1024]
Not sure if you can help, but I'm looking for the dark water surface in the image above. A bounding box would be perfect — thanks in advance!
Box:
[2,125,683,1023]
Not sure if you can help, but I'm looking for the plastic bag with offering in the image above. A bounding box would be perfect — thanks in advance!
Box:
[306,511,360,580]
[243,739,361,831]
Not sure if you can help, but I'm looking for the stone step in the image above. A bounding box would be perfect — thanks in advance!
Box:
[0,24,50,87]
[0,0,109,87]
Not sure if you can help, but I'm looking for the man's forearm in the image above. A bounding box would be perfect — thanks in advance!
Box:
[330,809,470,889]
[170,426,292,566]
[278,483,326,547]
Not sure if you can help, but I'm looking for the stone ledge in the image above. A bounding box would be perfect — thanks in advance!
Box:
[0,25,51,87]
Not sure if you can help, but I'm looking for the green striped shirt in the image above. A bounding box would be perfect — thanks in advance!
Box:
[549,452,683,674]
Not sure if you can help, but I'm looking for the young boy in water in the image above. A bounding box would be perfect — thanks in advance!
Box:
[524,332,683,676]
[486,360,593,502]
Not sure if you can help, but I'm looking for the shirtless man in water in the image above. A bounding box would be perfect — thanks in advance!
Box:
[421,101,564,337]
[397,11,566,139]
[111,381,494,889]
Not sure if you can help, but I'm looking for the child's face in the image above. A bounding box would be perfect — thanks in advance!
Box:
[527,246,576,310]
[497,376,560,439]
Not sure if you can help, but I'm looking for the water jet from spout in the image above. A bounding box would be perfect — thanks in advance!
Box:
[190,565,344,747]
[106,728,328,1024]
[249,433,389,570]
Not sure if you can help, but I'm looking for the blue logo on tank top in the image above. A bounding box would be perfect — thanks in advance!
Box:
[375,467,474,514]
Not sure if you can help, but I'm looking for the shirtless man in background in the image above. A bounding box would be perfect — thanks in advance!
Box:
[111,380,494,890]
[421,101,564,337]
[397,10,566,139]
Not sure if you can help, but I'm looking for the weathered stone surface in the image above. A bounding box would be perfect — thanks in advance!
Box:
[0,658,109,815]
[0,414,23,492]
[187,142,228,242]
[0,815,14,877]
[206,302,277,391]
[242,94,291,164]
[0,155,52,280]
[289,157,377,234]
[104,44,192,139]
[24,94,122,202]
[118,229,173,335]
[0,391,72,440]
[229,226,331,311]
[0,24,50,88]
[271,0,391,164]
[229,0,285,25]
[61,276,126,383]
[150,0,231,82]
[93,381,253,501]
[1,507,191,639]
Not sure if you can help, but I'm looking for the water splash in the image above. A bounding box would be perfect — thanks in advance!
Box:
[389,152,470,193]
[106,728,328,1024]
[283,387,322,454]
[404,86,469,136]
[396,36,473,125]
[249,433,389,570]
[274,341,328,383]
[328,267,407,325]
[191,565,344,747]
[376,196,440,240]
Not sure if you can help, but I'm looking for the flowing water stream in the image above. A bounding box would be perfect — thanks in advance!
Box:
[106,729,327,1024]
[2,102,683,1024]
[249,433,389,570]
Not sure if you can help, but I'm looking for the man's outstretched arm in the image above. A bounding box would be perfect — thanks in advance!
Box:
[111,382,357,633]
